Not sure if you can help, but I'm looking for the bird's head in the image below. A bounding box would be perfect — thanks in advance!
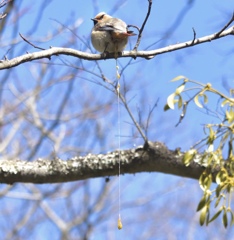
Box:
[91,12,111,25]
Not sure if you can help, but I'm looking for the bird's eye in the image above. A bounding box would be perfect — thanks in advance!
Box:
[98,14,105,20]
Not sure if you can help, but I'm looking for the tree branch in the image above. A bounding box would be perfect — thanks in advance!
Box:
[0,26,233,70]
[214,11,234,37]
[0,141,211,184]
[133,0,152,51]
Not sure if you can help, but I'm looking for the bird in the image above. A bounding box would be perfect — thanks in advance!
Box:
[91,12,136,57]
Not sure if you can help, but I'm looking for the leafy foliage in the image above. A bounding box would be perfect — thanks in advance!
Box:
[165,76,234,227]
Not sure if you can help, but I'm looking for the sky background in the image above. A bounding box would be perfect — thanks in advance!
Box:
[0,0,234,239]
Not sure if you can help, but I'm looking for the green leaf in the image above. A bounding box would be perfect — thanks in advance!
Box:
[171,75,187,82]
[227,183,232,193]
[223,208,228,228]
[207,144,214,153]
[206,153,215,165]
[206,126,216,145]
[197,195,207,212]
[206,209,210,226]
[228,210,234,226]
[216,168,228,185]
[228,140,233,159]
[203,94,208,104]
[227,207,234,225]
[209,208,222,223]
[178,95,183,109]
[167,93,176,110]
[194,94,203,108]
[205,174,212,190]
[200,205,209,226]
[215,195,223,207]
[175,84,185,95]
[216,185,222,197]
[163,103,170,111]
[183,149,197,166]
[199,172,212,191]
[221,98,234,107]
[226,109,234,124]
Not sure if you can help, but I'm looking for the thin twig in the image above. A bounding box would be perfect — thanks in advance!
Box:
[145,99,159,137]
[0,13,6,19]
[19,33,46,51]
[118,90,148,142]
[215,12,234,37]
[175,101,188,127]
[0,0,11,8]
[127,24,140,33]
[133,0,152,51]
[0,0,12,20]
[191,27,196,44]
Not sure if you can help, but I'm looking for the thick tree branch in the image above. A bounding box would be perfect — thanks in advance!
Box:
[0,26,233,70]
[0,141,211,184]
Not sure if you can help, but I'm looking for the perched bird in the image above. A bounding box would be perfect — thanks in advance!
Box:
[91,12,136,56]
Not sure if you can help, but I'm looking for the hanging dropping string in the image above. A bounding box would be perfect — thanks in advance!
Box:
[116,60,123,230]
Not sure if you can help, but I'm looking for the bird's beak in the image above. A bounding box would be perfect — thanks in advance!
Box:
[91,18,98,26]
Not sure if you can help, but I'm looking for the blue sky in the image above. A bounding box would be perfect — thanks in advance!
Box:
[0,0,234,239]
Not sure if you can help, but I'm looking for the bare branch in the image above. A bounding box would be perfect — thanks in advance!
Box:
[0,12,6,19]
[19,33,46,51]
[215,12,234,37]
[118,91,148,142]
[0,0,12,20]
[191,27,196,44]
[133,0,152,51]
[0,0,12,8]
[0,26,233,70]
[0,0,13,30]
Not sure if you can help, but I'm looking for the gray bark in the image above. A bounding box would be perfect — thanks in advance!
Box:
[0,141,207,184]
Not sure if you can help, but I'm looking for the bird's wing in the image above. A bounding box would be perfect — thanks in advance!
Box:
[97,23,126,33]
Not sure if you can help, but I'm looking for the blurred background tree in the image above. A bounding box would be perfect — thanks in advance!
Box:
[0,0,233,239]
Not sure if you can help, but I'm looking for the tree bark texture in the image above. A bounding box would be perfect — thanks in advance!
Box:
[0,141,206,184]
